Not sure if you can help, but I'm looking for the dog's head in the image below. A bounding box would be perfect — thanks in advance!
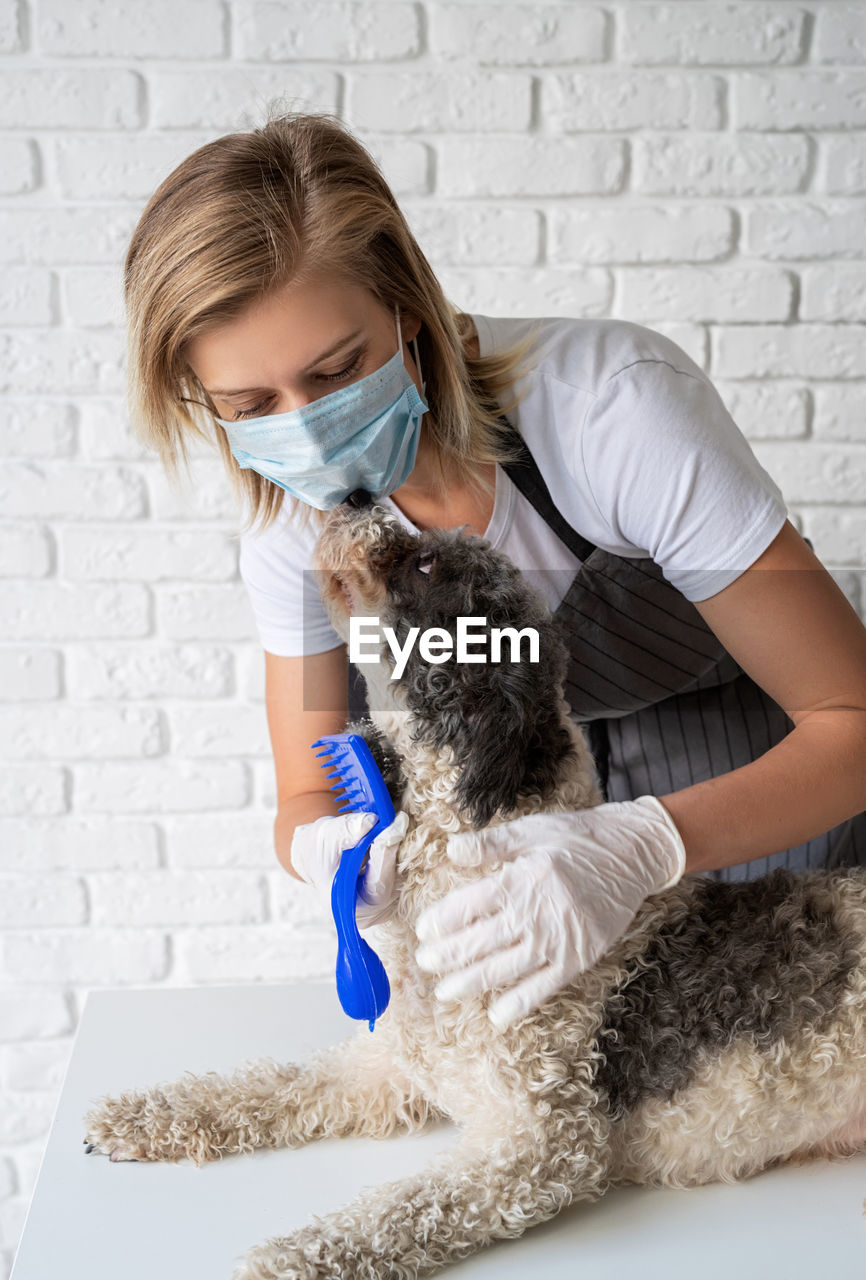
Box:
[314,502,577,828]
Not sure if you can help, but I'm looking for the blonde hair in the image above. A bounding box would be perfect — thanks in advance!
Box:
[123,106,543,538]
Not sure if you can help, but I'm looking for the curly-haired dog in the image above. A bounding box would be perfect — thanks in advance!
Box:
[83,502,866,1279]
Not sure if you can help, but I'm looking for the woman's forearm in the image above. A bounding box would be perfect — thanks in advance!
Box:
[274,712,866,881]
[657,708,866,875]
[274,789,342,880]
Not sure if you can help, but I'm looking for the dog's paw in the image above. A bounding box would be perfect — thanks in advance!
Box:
[231,1237,309,1280]
[83,1089,178,1164]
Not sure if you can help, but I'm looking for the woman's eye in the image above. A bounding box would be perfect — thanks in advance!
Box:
[319,352,364,383]
[234,399,271,420]
[231,351,365,419]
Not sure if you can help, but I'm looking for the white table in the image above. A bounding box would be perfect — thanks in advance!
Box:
[10,983,866,1278]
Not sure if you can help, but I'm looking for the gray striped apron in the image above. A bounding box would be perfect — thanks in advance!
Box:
[496,414,866,884]
[346,420,866,884]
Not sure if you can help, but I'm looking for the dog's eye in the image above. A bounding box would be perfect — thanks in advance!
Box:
[416,550,436,576]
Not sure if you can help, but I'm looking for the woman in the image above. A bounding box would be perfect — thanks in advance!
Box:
[123,110,866,1030]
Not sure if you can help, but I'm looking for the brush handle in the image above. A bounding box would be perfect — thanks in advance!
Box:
[311,731,395,1031]
[331,820,391,1030]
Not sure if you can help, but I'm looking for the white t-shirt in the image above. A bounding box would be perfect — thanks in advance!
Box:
[238,314,789,658]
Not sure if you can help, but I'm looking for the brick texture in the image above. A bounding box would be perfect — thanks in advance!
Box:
[1,5,865,1272]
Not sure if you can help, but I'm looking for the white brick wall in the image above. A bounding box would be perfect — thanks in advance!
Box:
[1,2,865,1270]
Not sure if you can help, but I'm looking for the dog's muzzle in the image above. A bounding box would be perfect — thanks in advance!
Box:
[315,500,415,627]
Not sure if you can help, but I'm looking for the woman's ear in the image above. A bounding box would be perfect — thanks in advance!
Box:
[400,311,422,346]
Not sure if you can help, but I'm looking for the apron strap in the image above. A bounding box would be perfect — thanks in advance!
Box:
[495,413,613,795]
[496,413,598,562]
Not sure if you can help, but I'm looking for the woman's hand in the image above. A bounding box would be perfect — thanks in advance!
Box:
[291,810,410,929]
[413,796,687,1030]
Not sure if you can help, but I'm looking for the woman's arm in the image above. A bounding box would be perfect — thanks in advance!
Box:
[657,519,866,874]
[265,645,350,880]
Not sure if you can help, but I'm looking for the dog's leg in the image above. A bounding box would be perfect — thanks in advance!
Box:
[232,1121,610,1280]
[83,1029,441,1166]
[612,1039,866,1189]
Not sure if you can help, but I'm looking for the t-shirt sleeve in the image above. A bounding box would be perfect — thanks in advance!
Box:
[578,358,790,602]
[238,508,344,657]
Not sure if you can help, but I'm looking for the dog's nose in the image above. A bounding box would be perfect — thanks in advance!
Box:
[345,489,373,510]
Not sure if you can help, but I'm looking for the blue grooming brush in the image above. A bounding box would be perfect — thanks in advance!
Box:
[310,732,396,1031]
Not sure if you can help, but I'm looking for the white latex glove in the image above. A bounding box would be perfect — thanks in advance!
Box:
[291,810,410,930]
[413,796,686,1031]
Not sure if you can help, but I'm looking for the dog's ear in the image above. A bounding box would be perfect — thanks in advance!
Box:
[401,614,576,829]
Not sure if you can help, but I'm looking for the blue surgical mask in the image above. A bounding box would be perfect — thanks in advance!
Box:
[214,304,429,510]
